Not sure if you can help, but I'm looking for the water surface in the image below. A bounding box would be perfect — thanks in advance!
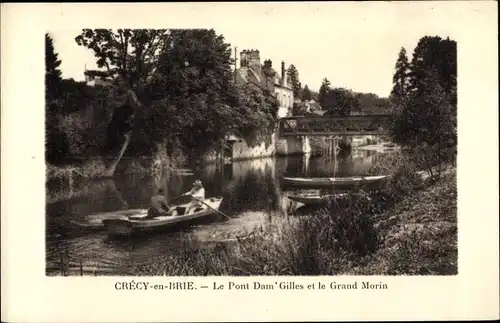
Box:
[46,149,385,275]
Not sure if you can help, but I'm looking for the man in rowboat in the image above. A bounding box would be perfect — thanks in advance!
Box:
[182,180,206,214]
[146,188,175,218]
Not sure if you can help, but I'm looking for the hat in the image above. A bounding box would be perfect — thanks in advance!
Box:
[193,180,202,186]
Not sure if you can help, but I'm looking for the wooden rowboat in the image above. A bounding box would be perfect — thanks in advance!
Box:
[283,175,387,189]
[102,197,224,237]
[70,209,148,231]
[288,193,348,205]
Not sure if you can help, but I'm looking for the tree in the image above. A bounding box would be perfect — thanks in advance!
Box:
[287,64,301,98]
[322,88,359,116]
[45,33,62,101]
[45,33,69,165]
[75,29,281,173]
[233,84,279,147]
[408,36,457,106]
[391,68,456,178]
[389,35,457,178]
[301,85,312,101]
[75,29,171,177]
[141,29,245,156]
[318,78,331,109]
[390,47,410,110]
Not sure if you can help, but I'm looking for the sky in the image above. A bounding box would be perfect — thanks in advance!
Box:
[48,2,466,98]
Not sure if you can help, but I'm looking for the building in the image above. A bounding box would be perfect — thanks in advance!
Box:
[84,66,115,87]
[306,99,321,112]
[234,49,294,118]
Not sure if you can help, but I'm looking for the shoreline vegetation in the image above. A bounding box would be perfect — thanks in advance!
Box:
[45,135,390,186]
[129,154,456,276]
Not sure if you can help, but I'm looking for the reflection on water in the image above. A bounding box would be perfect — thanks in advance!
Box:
[46,149,383,275]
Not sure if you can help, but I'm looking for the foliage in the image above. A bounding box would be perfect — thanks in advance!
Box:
[234,84,279,147]
[73,29,169,174]
[45,33,62,100]
[390,47,411,109]
[362,170,457,275]
[57,114,89,156]
[140,29,239,156]
[355,92,393,114]
[318,77,331,108]
[408,36,457,105]
[322,88,359,116]
[45,28,281,175]
[301,85,311,101]
[291,101,307,116]
[286,64,301,98]
[390,35,457,179]
[318,76,391,115]
[75,29,170,91]
[45,33,70,165]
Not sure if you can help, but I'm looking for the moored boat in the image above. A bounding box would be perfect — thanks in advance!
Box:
[283,175,387,189]
[102,196,224,237]
[287,193,347,205]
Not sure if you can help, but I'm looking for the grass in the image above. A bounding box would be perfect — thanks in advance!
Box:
[130,152,457,276]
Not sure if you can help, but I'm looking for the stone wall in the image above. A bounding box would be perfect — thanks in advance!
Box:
[232,136,275,160]
[202,131,312,162]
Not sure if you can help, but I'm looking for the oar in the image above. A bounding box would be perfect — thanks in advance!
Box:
[167,194,186,208]
[131,194,185,219]
[196,198,232,221]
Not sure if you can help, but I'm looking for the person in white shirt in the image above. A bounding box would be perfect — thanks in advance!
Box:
[183,180,206,214]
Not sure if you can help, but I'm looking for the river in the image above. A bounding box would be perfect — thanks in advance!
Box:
[46,148,387,275]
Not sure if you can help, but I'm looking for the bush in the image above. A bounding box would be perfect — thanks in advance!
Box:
[57,114,89,156]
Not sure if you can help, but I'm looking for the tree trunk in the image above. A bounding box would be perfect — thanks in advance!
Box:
[101,88,141,178]
[102,132,132,178]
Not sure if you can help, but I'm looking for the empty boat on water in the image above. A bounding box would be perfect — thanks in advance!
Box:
[283,175,388,189]
[287,193,348,205]
[102,197,224,237]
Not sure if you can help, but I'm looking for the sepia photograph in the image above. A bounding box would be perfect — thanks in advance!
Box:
[45,28,458,276]
[45,25,458,277]
[2,2,498,322]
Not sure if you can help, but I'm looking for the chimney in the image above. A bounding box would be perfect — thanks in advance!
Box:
[281,61,285,85]
[248,50,261,74]
[240,50,248,67]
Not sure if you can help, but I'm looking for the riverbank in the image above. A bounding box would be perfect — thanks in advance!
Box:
[354,168,457,274]
[130,158,457,275]
[46,151,187,181]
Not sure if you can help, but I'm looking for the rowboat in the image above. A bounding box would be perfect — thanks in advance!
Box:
[102,197,224,237]
[70,209,148,231]
[283,175,388,189]
[288,193,348,205]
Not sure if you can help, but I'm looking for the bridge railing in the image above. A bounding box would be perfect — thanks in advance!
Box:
[278,114,393,137]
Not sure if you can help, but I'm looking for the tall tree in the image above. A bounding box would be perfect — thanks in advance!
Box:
[301,84,312,101]
[408,36,457,105]
[318,78,331,109]
[391,68,456,177]
[286,64,301,98]
[75,29,171,177]
[390,47,410,110]
[45,33,62,102]
[142,29,243,156]
[45,33,68,165]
